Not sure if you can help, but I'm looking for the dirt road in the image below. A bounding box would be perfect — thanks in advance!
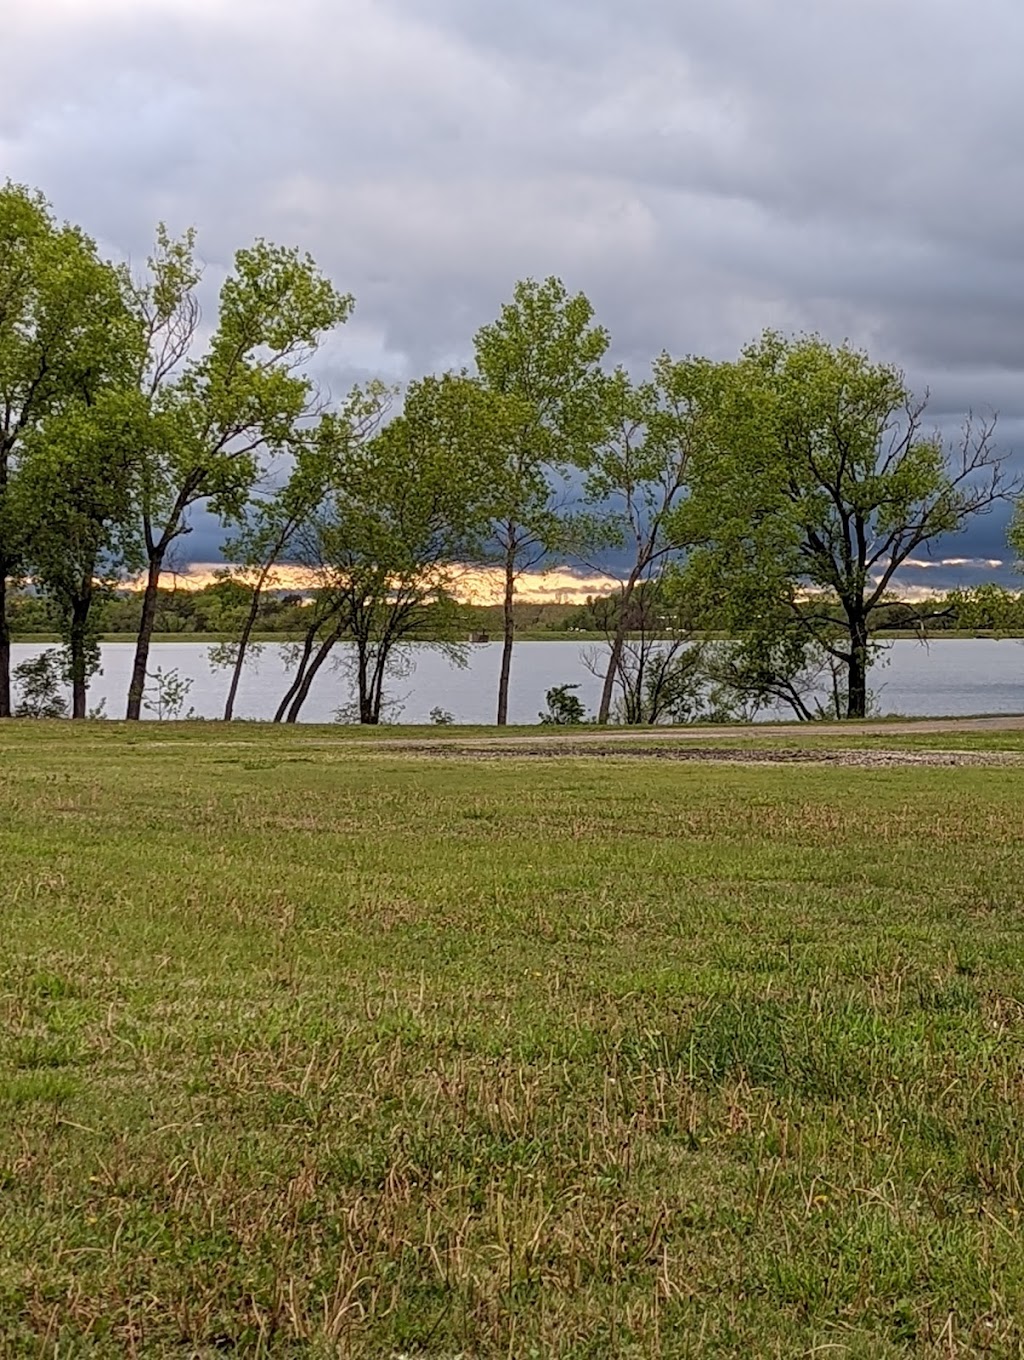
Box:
[381,713,1024,749]
[363,713,1024,766]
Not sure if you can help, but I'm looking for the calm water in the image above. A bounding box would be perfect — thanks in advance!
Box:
[9,638,1024,724]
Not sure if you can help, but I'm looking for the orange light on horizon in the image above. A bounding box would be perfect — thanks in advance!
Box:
[134,562,630,605]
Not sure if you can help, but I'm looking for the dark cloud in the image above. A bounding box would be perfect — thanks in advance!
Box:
[4,0,1022,578]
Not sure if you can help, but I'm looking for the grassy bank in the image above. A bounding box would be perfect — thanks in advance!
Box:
[2,724,1024,1355]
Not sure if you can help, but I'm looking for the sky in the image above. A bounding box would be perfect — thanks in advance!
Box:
[4,0,1024,592]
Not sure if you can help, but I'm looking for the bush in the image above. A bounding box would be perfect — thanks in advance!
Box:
[12,651,68,719]
[539,683,587,725]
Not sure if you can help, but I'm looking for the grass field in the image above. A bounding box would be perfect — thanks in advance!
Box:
[3,724,1024,1356]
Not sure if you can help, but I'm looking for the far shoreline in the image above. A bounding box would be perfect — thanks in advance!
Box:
[11,630,1024,645]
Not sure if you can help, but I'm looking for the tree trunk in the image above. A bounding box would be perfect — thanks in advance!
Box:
[846,620,869,720]
[598,630,627,725]
[597,563,646,725]
[275,606,343,722]
[0,566,10,719]
[274,625,318,722]
[367,648,390,725]
[126,553,165,720]
[356,647,371,724]
[69,593,91,720]
[496,547,515,726]
[0,438,9,718]
[223,571,268,721]
[284,628,341,722]
[224,511,299,721]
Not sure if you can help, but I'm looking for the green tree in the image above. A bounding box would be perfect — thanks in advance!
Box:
[1008,511,1024,609]
[473,278,609,724]
[0,183,137,717]
[684,333,1011,719]
[585,359,715,723]
[218,384,391,720]
[700,620,848,721]
[123,230,353,719]
[14,393,144,717]
[279,373,494,724]
[944,583,1024,634]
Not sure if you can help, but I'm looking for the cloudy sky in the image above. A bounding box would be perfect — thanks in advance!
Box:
[5,0,1023,585]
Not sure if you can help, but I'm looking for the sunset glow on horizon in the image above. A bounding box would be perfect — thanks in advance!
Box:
[143,563,629,605]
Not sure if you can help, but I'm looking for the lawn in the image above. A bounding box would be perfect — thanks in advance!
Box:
[2,724,1024,1356]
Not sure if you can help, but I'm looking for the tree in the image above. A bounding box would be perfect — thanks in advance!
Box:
[700,624,848,722]
[123,230,353,719]
[280,374,494,724]
[943,583,1024,634]
[584,359,714,723]
[582,573,736,725]
[473,278,609,724]
[14,393,144,717]
[684,333,1013,719]
[218,384,391,720]
[0,183,137,717]
[1008,510,1024,606]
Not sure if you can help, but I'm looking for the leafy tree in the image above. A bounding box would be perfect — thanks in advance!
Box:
[700,626,848,722]
[581,573,735,725]
[0,183,137,716]
[279,374,494,724]
[218,383,391,720]
[14,393,144,717]
[473,278,609,724]
[1008,513,1024,611]
[683,333,1012,719]
[943,583,1024,634]
[613,640,712,725]
[584,359,714,722]
[6,590,56,635]
[123,230,353,719]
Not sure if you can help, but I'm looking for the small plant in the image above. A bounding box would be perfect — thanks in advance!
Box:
[429,706,455,726]
[143,666,195,720]
[12,651,69,718]
[539,683,587,725]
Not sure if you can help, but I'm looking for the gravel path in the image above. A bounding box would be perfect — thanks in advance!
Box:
[390,743,1024,767]
[365,714,1024,766]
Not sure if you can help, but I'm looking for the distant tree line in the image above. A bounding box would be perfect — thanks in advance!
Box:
[1,182,1019,723]
[12,578,1022,643]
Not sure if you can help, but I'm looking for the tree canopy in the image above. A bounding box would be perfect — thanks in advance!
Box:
[681,333,1011,718]
[1,184,1018,726]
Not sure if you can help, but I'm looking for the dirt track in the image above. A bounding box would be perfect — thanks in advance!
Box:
[38,713,1023,768]
[390,713,1024,749]
[367,714,1024,767]
[391,743,1024,768]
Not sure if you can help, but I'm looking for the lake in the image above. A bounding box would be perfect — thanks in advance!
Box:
[8,638,1024,724]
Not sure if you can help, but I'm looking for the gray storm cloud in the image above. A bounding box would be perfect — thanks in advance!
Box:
[3,0,1022,573]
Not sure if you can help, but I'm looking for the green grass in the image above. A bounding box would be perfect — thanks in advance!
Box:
[2,724,1024,1356]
